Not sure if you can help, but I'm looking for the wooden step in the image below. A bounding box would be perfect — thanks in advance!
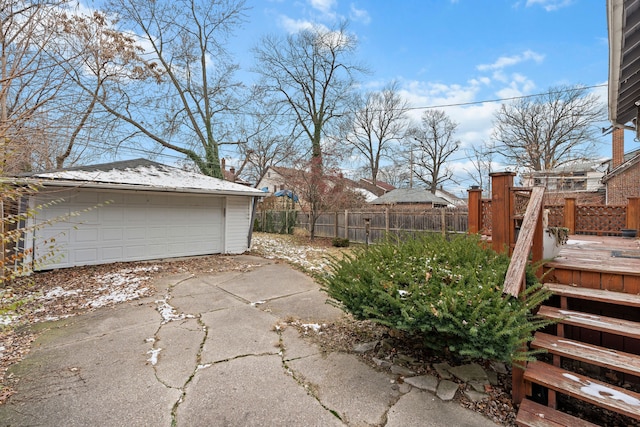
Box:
[516,398,599,427]
[544,283,640,308]
[537,305,640,340]
[524,361,640,420]
[531,332,640,377]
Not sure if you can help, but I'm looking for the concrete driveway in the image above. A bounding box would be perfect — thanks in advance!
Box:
[0,255,498,426]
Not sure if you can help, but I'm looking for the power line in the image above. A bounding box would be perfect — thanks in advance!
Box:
[402,83,608,112]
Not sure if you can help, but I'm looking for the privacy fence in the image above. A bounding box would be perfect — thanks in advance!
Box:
[256,195,639,244]
[255,208,468,244]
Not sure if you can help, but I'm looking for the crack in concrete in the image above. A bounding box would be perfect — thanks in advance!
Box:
[146,276,209,427]
[274,327,344,423]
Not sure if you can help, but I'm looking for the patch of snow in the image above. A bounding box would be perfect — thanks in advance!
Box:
[0,314,16,326]
[250,234,330,271]
[563,373,640,406]
[563,373,581,382]
[558,339,619,356]
[42,286,81,300]
[302,323,323,333]
[147,348,162,365]
[197,363,212,371]
[251,300,266,307]
[155,298,194,324]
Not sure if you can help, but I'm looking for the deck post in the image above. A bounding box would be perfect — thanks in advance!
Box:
[564,197,576,234]
[627,197,640,231]
[490,172,516,254]
[467,187,483,234]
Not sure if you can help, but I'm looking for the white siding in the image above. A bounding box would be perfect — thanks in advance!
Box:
[225,196,253,254]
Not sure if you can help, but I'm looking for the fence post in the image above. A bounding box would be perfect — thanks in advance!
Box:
[490,172,516,254]
[344,209,349,239]
[334,212,339,238]
[385,208,390,234]
[564,197,576,234]
[627,197,640,231]
[467,186,483,234]
[441,208,446,236]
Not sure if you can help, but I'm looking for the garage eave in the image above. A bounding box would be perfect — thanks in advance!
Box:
[7,177,265,198]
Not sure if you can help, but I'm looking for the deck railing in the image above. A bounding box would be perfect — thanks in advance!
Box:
[473,196,640,237]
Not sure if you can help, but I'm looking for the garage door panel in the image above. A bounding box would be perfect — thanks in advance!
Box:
[102,247,123,261]
[74,248,98,263]
[34,190,224,269]
[102,228,123,241]
[75,228,99,242]
[102,206,124,223]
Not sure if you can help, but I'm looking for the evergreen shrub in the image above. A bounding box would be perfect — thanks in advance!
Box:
[331,237,350,247]
[321,233,551,364]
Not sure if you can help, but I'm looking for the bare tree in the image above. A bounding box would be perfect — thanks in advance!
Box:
[492,85,605,172]
[0,0,72,174]
[342,81,408,184]
[464,141,495,196]
[408,109,460,193]
[236,93,301,185]
[88,0,249,178]
[253,22,365,170]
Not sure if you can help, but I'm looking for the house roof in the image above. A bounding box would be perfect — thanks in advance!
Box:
[359,178,395,192]
[608,0,640,128]
[369,188,449,205]
[13,159,265,197]
[602,150,640,182]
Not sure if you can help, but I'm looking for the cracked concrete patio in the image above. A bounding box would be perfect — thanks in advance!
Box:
[0,255,499,426]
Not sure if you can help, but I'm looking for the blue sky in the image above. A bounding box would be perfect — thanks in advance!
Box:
[222,0,614,193]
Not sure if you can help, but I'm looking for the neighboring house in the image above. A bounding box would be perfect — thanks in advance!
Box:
[221,158,251,186]
[369,188,450,207]
[433,188,467,208]
[601,128,640,204]
[256,166,294,195]
[357,178,395,197]
[521,161,607,192]
[256,166,374,207]
[9,159,264,270]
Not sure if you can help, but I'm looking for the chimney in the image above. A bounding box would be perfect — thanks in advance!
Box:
[612,127,625,168]
[229,167,236,182]
[221,157,226,171]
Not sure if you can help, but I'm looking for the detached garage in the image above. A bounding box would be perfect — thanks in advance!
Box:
[14,159,264,271]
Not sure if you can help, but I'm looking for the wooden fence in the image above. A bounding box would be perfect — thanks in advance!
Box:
[292,208,468,244]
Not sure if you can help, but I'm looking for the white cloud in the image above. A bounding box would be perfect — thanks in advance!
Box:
[350,4,371,24]
[525,0,574,11]
[309,0,336,14]
[477,49,544,72]
[279,15,318,33]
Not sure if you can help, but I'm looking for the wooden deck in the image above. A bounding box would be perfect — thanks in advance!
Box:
[545,236,640,294]
[551,235,640,274]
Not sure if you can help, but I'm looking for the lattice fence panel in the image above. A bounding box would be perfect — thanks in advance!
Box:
[546,205,564,228]
[481,200,492,234]
[575,205,626,235]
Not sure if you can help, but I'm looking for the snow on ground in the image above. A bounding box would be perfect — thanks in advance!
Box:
[1,265,158,326]
[250,233,332,272]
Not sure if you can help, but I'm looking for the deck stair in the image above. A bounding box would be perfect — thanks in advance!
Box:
[516,283,640,427]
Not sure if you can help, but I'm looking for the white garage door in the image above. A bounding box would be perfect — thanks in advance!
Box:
[32,189,223,270]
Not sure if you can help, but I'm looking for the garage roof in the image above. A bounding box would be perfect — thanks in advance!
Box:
[608,0,640,128]
[16,159,265,197]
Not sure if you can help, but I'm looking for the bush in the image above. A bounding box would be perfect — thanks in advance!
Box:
[331,237,350,247]
[320,233,551,365]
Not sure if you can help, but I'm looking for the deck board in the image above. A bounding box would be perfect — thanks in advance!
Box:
[546,235,640,277]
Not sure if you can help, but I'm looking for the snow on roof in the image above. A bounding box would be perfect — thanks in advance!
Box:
[18,159,264,196]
